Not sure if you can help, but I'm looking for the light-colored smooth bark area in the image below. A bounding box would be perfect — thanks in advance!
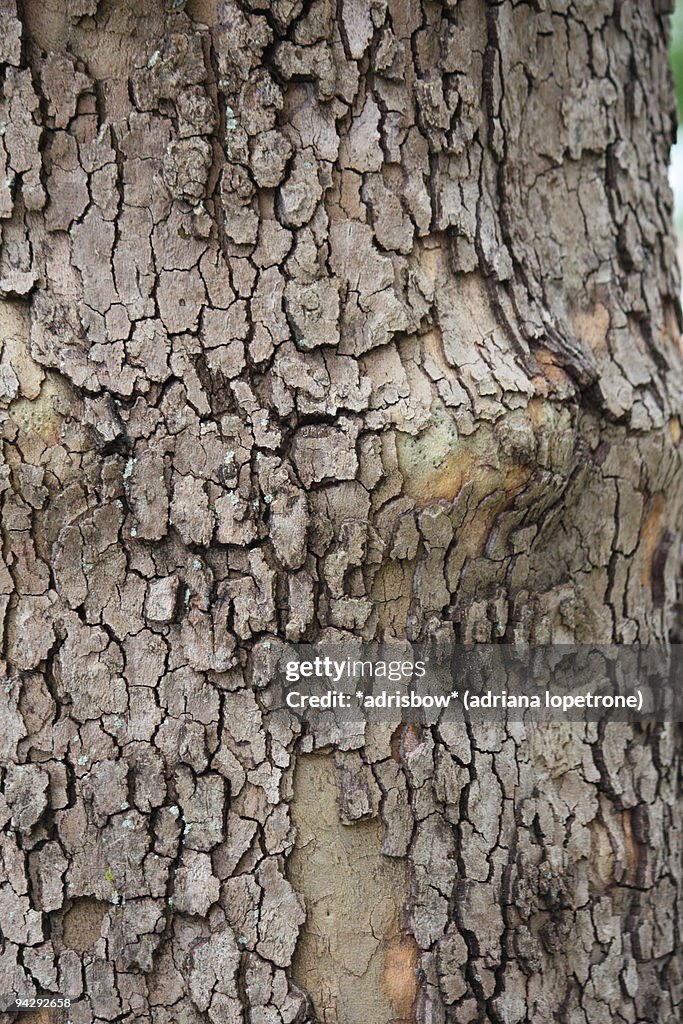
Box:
[0,1,681,1022]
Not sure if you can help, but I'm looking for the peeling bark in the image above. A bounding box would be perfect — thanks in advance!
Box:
[0,1,682,1023]
[289,752,415,1024]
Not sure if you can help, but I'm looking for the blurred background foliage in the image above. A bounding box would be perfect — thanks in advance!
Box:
[670,2,683,231]
[671,3,683,119]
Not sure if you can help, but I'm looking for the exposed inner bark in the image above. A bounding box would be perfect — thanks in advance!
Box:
[61,897,109,952]
[289,753,415,1024]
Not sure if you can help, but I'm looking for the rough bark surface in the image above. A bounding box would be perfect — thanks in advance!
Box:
[0,1,681,1023]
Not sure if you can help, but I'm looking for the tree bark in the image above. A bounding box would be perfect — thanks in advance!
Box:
[0,1,681,1023]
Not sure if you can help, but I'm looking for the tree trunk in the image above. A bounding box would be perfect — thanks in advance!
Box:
[0,1,681,1023]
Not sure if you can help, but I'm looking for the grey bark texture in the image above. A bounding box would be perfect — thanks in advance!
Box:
[0,1,681,1022]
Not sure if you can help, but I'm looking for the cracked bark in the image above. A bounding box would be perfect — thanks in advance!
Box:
[0,1,682,1023]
